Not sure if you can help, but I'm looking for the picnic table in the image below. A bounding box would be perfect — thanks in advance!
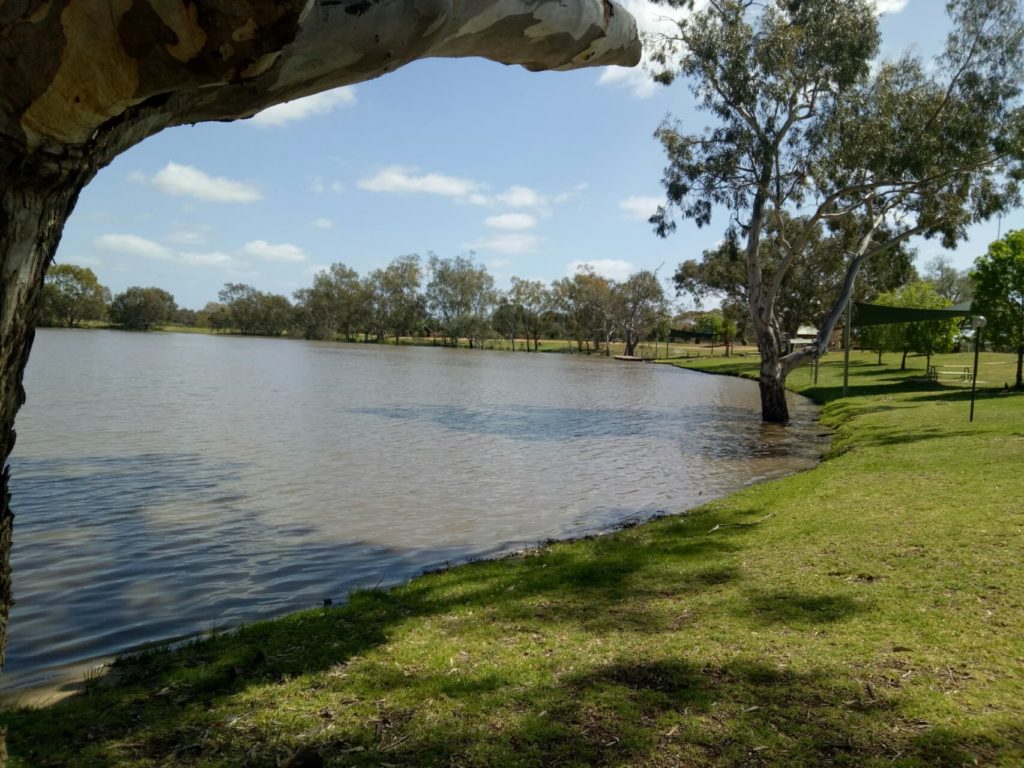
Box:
[928,365,973,382]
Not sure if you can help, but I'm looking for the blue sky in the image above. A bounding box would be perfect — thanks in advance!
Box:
[56,0,1019,310]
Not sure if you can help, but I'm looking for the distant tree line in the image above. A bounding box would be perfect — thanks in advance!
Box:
[38,254,672,355]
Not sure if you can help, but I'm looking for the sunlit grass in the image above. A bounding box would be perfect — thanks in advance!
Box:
[2,350,1022,766]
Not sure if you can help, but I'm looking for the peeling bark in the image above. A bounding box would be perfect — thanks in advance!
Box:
[0,0,641,714]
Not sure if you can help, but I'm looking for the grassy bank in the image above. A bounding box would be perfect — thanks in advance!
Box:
[2,352,1022,766]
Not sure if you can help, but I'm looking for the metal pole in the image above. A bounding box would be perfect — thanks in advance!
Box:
[970,328,982,422]
[843,300,852,397]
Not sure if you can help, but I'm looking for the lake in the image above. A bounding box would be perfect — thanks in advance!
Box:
[3,329,823,691]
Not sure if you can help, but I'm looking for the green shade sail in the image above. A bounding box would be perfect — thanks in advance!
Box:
[852,300,975,327]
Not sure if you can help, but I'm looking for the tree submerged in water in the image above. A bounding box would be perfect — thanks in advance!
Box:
[649,0,1024,422]
[0,0,642,750]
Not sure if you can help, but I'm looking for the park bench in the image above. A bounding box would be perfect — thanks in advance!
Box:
[928,365,973,382]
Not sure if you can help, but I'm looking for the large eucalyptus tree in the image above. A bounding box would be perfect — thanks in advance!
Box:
[650,0,1024,422]
[0,0,641,723]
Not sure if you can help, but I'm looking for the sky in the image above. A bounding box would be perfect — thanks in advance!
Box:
[54,0,1022,310]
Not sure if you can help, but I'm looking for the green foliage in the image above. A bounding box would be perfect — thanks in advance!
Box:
[293,263,366,341]
[425,254,496,348]
[970,229,1024,386]
[614,270,668,356]
[109,286,176,330]
[509,277,551,351]
[365,255,426,344]
[217,283,293,336]
[550,266,617,353]
[923,256,972,304]
[651,0,1024,420]
[674,221,917,338]
[697,310,737,353]
[39,264,110,328]
[857,282,958,368]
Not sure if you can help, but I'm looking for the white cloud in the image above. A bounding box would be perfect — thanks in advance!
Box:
[497,186,547,208]
[241,239,307,263]
[358,166,484,199]
[484,213,537,231]
[126,170,147,184]
[166,229,209,246]
[467,233,540,255]
[620,195,662,221]
[152,162,262,203]
[874,0,909,13]
[566,259,636,282]
[180,251,233,266]
[310,178,345,194]
[312,218,335,229]
[94,233,174,260]
[553,182,589,204]
[94,233,234,268]
[250,87,357,126]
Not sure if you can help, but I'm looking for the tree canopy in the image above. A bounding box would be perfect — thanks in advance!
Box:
[650,0,1024,421]
[971,229,1024,387]
[40,264,110,328]
[109,287,177,330]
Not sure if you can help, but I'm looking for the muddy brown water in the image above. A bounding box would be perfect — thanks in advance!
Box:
[2,329,824,692]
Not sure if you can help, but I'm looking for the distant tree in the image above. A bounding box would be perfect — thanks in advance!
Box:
[218,283,293,336]
[551,267,618,354]
[651,0,1024,421]
[510,277,550,351]
[492,296,523,350]
[548,274,589,354]
[902,283,958,372]
[109,287,176,330]
[39,264,110,328]
[196,301,230,331]
[173,308,198,327]
[858,321,900,366]
[425,254,496,348]
[614,270,668,357]
[924,255,973,304]
[367,255,424,345]
[294,264,366,341]
[860,282,957,370]
[971,230,1024,388]
[697,311,737,356]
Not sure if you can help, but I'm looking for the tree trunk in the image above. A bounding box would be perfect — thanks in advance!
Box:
[758,339,790,423]
[901,348,908,370]
[0,153,91,745]
[1017,345,1023,389]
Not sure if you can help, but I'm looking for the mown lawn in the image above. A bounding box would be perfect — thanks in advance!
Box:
[2,351,1022,767]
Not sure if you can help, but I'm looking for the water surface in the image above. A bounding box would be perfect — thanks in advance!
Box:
[4,330,823,689]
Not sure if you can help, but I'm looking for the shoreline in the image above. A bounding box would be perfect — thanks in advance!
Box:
[0,365,825,707]
[5,352,1022,766]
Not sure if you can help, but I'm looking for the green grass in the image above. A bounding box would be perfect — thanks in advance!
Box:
[2,351,1022,767]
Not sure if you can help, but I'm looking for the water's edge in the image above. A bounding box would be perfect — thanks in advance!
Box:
[1,361,828,706]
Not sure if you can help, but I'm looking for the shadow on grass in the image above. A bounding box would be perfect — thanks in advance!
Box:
[3,510,1020,767]
[744,590,869,626]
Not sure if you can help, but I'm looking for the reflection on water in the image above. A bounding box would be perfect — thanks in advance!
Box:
[4,330,824,689]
